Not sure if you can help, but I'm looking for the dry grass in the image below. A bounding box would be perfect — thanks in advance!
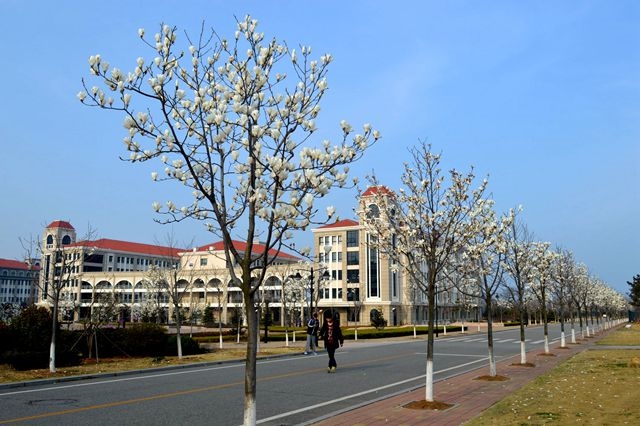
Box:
[0,345,302,384]
[466,323,640,425]
[597,323,640,346]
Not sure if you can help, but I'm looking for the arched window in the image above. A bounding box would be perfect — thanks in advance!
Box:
[115,281,133,290]
[62,235,72,245]
[366,203,380,220]
[46,235,54,245]
[96,280,112,290]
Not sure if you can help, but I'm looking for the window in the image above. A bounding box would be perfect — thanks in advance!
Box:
[331,270,342,280]
[347,252,359,266]
[367,234,380,298]
[346,230,358,247]
[347,288,360,301]
[366,203,380,220]
[347,269,359,283]
[330,288,342,299]
[200,258,208,266]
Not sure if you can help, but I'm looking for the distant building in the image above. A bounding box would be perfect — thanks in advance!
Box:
[37,187,479,327]
[312,186,426,327]
[39,220,302,324]
[0,257,39,308]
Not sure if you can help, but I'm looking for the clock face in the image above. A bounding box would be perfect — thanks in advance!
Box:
[366,203,380,219]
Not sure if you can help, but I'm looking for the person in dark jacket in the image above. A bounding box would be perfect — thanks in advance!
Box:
[319,310,344,373]
[304,312,319,355]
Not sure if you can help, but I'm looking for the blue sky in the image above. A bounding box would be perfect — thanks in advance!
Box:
[0,1,637,294]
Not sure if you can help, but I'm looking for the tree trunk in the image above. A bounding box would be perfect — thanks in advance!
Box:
[49,297,60,373]
[542,299,549,354]
[175,302,183,359]
[243,291,258,425]
[487,311,496,377]
[425,277,436,402]
[519,308,527,364]
[487,316,498,377]
[560,313,566,348]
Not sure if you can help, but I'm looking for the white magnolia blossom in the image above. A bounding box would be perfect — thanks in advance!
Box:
[361,141,491,403]
[80,16,380,425]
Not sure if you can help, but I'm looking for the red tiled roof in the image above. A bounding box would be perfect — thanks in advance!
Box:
[195,240,300,261]
[0,258,40,270]
[68,239,183,258]
[47,220,75,230]
[362,185,394,196]
[317,219,360,229]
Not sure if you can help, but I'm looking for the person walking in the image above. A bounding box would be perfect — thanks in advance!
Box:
[319,310,344,373]
[304,312,319,355]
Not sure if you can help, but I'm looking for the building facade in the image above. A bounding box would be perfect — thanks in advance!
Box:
[37,187,479,327]
[0,258,39,308]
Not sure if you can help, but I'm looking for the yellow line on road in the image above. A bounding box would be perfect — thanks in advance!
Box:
[0,352,413,424]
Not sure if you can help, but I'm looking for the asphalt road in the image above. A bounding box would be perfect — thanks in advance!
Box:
[0,324,564,425]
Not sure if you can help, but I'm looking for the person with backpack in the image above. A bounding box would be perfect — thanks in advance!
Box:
[319,310,344,372]
[304,312,319,355]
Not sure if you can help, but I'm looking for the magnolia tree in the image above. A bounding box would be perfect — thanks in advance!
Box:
[550,248,576,347]
[21,228,94,373]
[570,262,593,338]
[81,286,121,359]
[526,241,555,354]
[79,16,379,424]
[457,203,514,377]
[282,273,307,328]
[361,141,491,404]
[503,218,536,364]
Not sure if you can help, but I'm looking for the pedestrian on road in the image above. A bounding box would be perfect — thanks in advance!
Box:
[304,312,319,355]
[319,310,343,373]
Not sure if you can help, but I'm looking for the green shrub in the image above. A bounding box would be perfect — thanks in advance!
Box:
[0,321,11,354]
[75,323,168,358]
[9,306,54,352]
[166,335,203,356]
[2,349,82,371]
[2,351,48,370]
[369,309,387,330]
[117,323,168,357]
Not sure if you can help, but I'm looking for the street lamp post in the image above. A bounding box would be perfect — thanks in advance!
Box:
[292,267,330,321]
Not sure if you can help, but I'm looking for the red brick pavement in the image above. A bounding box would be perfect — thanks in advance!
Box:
[312,337,599,426]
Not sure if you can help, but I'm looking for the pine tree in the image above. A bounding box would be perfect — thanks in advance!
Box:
[628,274,640,307]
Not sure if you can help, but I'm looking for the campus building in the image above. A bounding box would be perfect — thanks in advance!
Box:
[0,258,39,307]
[37,187,479,327]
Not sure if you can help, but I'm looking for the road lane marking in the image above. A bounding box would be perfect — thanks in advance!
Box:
[0,352,416,423]
[255,357,488,425]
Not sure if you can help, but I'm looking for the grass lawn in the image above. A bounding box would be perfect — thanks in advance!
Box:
[466,323,640,425]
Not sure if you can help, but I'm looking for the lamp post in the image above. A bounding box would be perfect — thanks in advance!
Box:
[291,267,330,321]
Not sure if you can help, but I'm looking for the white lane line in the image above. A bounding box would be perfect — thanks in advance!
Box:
[255,357,487,425]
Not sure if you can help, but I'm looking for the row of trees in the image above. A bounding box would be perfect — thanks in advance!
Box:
[79,15,380,425]
[362,141,626,404]
[76,15,627,424]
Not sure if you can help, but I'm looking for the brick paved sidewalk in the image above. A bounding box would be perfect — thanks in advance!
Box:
[312,337,598,426]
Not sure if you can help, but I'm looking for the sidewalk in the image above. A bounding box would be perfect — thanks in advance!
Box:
[312,333,604,426]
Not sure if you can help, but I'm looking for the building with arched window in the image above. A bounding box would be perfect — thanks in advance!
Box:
[37,186,479,328]
[0,258,39,309]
